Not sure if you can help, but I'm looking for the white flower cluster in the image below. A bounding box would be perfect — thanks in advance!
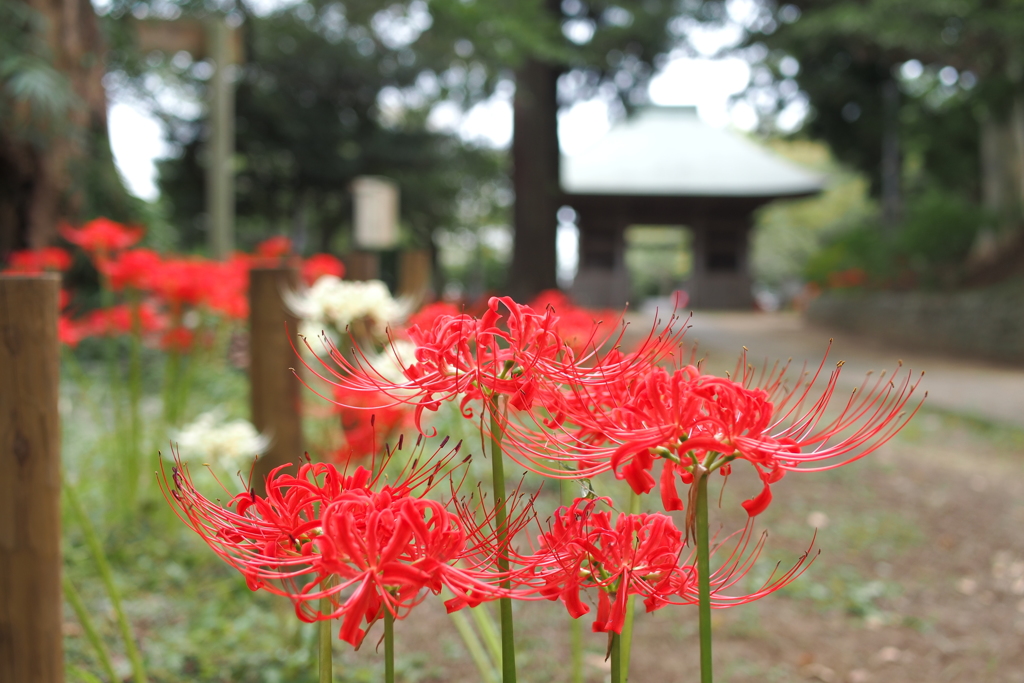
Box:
[172,410,269,473]
[288,276,401,332]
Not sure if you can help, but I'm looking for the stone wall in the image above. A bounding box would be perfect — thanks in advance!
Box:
[805,281,1024,363]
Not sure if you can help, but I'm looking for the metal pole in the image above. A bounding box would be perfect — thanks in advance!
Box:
[0,274,63,683]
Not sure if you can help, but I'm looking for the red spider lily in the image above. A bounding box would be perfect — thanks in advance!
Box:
[404,301,462,331]
[85,302,167,338]
[496,346,923,517]
[160,437,537,647]
[161,326,197,353]
[60,217,143,254]
[298,296,565,430]
[100,248,162,291]
[302,253,345,286]
[4,247,72,273]
[56,290,87,347]
[299,295,688,434]
[205,256,250,320]
[526,498,815,634]
[151,258,213,311]
[255,236,292,259]
[332,386,410,462]
[529,290,617,356]
[59,315,89,347]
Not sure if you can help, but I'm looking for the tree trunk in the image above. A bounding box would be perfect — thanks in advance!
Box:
[880,79,902,228]
[509,58,560,301]
[0,0,119,259]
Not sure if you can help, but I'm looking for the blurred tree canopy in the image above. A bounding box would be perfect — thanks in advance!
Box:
[0,0,138,259]
[725,0,1024,289]
[507,0,679,298]
[103,0,523,255]
[98,0,680,298]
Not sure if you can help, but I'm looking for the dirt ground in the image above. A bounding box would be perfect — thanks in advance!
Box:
[328,314,1024,683]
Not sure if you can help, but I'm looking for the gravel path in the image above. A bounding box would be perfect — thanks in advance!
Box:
[630,309,1024,429]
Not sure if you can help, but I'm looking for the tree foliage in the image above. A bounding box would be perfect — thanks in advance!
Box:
[723,0,1024,288]
[0,0,138,258]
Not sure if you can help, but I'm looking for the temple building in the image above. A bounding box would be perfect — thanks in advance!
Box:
[562,106,824,308]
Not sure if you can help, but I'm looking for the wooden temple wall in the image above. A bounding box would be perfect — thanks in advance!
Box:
[569,199,756,310]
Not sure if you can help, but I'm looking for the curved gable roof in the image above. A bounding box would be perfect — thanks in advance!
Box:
[561,107,824,198]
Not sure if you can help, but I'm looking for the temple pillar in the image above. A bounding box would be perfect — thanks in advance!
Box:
[686,212,754,309]
[571,209,630,308]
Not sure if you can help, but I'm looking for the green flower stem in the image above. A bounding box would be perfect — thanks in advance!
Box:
[163,349,181,424]
[610,631,622,683]
[470,603,502,667]
[319,599,332,683]
[63,574,118,683]
[487,397,517,683]
[173,350,196,427]
[619,490,642,681]
[101,297,127,508]
[448,609,499,683]
[569,616,584,683]
[67,664,104,683]
[61,348,100,419]
[561,479,584,683]
[384,608,395,683]
[696,471,713,683]
[65,481,147,683]
[127,295,143,504]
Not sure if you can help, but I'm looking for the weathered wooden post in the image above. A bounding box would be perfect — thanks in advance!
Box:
[0,274,63,683]
[343,251,381,282]
[397,249,432,300]
[248,267,303,494]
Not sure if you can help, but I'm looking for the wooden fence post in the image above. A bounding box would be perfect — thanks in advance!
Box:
[249,267,303,494]
[397,249,432,301]
[0,274,64,683]
[344,250,380,281]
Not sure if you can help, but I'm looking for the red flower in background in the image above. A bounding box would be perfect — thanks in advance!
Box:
[61,217,143,254]
[161,326,197,353]
[255,236,292,259]
[331,385,409,462]
[86,302,167,338]
[59,316,89,347]
[152,258,212,311]
[100,248,162,291]
[405,301,462,331]
[529,290,618,356]
[4,247,72,273]
[302,254,345,286]
[205,256,250,320]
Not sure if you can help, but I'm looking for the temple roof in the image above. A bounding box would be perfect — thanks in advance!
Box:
[561,107,824,198]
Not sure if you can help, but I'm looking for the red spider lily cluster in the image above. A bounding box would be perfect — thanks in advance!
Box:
[166,289,921,651]
[162,439,811,644]
[527,498,813,634]
[330,387,410,462]
[301,293,684,433]
[3,218,346,352]
[499,347,922,523]
[162,438,539,646]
